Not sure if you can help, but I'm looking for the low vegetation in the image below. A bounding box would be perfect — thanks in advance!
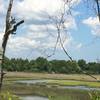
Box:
[0,91,20,100]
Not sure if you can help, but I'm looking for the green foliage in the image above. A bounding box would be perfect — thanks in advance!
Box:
[87,62,100,74]
[3,57,100,74]
[78,59,87,70]
[35,57,50,72]
[0,91,20,100]
[50,60,68,73]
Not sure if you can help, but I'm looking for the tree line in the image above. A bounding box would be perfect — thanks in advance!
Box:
[3,57,100,74]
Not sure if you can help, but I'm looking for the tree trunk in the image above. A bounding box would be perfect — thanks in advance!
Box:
[0,0,13,91]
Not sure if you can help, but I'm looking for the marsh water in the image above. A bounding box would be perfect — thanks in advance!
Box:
[17,79,100,91]
[17,79,99,100]
[21,96,48,100]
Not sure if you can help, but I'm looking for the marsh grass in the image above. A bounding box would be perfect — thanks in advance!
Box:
[4,72,100,81]
[2,82,91,100]
[2,72,100,100]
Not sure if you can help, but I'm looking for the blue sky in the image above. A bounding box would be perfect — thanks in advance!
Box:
[0,0,100,62]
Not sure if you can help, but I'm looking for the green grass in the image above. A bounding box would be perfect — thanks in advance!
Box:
[48,80,100,88]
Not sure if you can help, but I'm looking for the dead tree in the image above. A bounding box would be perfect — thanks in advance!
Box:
[0,0,24,90]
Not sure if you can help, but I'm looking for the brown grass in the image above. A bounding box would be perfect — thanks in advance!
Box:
[4,72,100,82]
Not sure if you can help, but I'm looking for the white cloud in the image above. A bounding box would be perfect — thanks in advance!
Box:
[7,36,39,51]
[83,17,100,27]
[13,0,81,20]
[27,25,48,38]
[0,0,81,58]
[13,0,63,20]
[70,0,81,6]
[64,16,77,30]
[83,17,100,36]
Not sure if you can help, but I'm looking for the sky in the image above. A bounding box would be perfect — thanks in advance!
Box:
[0,0,100,62]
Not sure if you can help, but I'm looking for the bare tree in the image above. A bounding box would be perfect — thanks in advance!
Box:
[46,0,73,60]
[0,0,24,90]
[46,0,98,80]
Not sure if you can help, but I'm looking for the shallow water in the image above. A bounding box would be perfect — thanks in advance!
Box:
[17,79,100,91]
[17,79,48,84]
[21,96,48,100]
[59,85,100,91]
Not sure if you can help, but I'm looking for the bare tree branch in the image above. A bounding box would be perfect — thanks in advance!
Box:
[95,0,100,21]
[85,0,100,21]
[47,0,72,60]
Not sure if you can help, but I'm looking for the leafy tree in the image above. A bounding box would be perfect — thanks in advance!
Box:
[87,62,100,74]
[50,60,67,73]
[35,57,49,72]
[66,60,79,73]
[78,59,87,70]
[2,57,100,74]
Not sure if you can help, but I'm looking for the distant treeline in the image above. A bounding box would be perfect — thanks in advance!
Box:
[3,57,100,74]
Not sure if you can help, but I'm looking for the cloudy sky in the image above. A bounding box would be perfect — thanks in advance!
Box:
[0,0,100,61]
